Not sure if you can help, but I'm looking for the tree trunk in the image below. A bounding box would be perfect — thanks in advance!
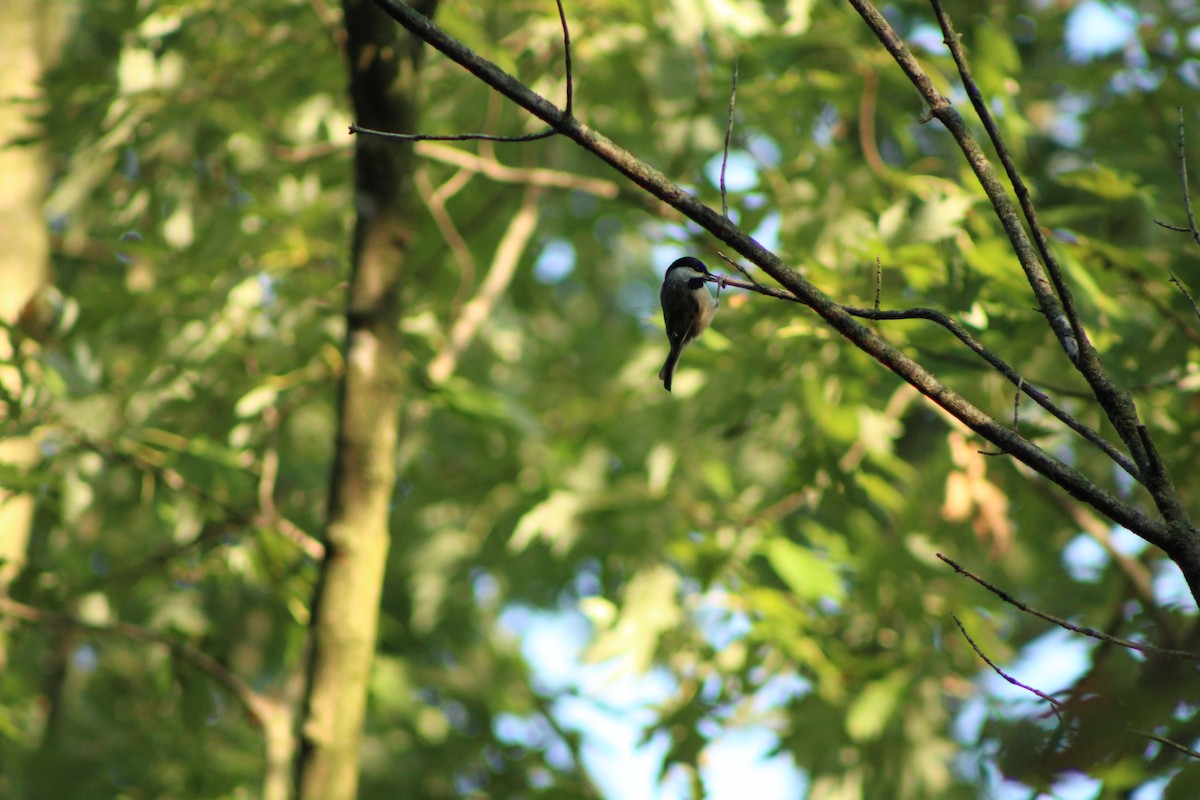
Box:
[0,0,56,652]
[293,2,437,798]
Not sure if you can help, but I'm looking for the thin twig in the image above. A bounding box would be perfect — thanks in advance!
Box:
[714,251,763,286]
[556,0,573,118]
[352,0,575,143]
[841,305,1138,477]
[951,613,1064,718]
[1132,729,1200,760]
[938,553,1200,662]
[371,0,1178,560]
[873,256,882,311]
[414,141,618,196]
[1012,376,1022,430]
[929,0,1086,365]
[704,270,1138,477]
[720,60,739,219]
[0,597,270,726]
[978,376,1024,457]
[1170,273,1200,323]
[350,124,556,143]
[1172,108,1200,245]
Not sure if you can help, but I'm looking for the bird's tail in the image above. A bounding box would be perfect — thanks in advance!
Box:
[659,344,681,392]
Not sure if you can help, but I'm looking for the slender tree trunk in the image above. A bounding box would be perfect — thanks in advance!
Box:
[0,0,56,651]
[294,2,437,798]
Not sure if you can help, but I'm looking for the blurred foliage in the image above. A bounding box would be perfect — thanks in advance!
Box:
[3,0,1200,798]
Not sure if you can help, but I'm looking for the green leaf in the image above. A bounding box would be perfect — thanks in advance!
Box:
[763,537,845,602]
[1053,165,1144,199]
[845,670,910,742]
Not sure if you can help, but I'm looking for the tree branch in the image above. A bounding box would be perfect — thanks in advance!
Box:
[847,0,1199,600]
[938,554,1200,662]
[708,271,1138,478]
[1170,273,1200,324]
[845,0,1076,364]
[414,141,618,197]
[1160,108,1200,247]
[1132,729,1200,761]
[351,0,573,144]
[720,60,738,219]
[427,184,540,383]
[0,596,271,725]
[951,613,1063,718]
[926,0,1172,495]
[361,0,1200,602]
[929,1,1089,359]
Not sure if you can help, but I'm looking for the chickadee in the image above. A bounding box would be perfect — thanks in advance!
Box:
[658,256,717,392]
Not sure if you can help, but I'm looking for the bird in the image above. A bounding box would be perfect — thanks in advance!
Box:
[658,256,717,392]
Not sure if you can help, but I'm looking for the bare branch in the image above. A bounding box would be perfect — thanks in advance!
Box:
[840,304,1138,478]
[350,124,556,143]
[873,256,881,311]
[365,0,1181,585]
[0,597,271,726]
[720,60,738,219]
[704,268,1134,477]
[951,613,1063,718]
[352,0,574,143]
[847,0,1199,597]
[846,0,1079,363]
[926,2,1200,541]
[428,185,540,383]
[1170,273,1200,324]
[1165,108,1200,246]
[555,0,573,118]
[1132,729,1200,760]
[938,554,1200,662]
[415,141,618,197]
[930,0,1089,361]
[715,251,762,286]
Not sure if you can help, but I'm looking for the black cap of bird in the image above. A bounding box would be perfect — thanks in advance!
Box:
[658,256,717,392]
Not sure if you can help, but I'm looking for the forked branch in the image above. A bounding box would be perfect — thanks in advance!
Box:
[363,0,1200,604]
[847,0,1199,597]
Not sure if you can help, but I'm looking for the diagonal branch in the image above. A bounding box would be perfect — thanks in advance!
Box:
[929,0,1088,357]
[951,613,1064,718]
[926,0,1164,492]
[352,0,573,144]
[842,304,1137,478]
[0,596,273,725]
[1155,108,1200,247]
[708,271,1138,478]
[1170,273,1200,324]
[720,60,738,219]
[846,0,1199,597]
[1133,729,1200,760]
[414,141,618,197]
[938,554,1200,662]
[363,0,1197,602]
[427,184,541,383]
